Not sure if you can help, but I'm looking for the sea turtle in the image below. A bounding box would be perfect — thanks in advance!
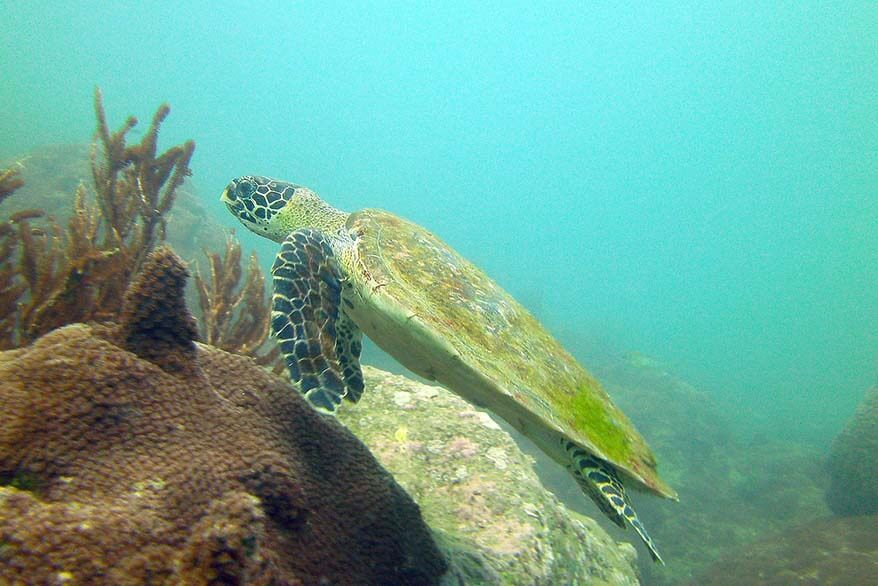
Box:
[221,176,677,563]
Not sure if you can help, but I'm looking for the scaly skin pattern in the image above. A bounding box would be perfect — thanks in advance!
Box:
[222,177,363,412]
[269,228,361,412]
[564,439,663,563]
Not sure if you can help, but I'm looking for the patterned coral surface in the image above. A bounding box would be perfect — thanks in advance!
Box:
[0,249,445,585]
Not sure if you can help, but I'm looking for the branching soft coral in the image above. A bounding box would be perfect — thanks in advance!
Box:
[19,186,125,341]
[89,88,195,305]
[0,167,24,204]
[0,90,196,349]
[1,92,278,362]
[195,232,282,372]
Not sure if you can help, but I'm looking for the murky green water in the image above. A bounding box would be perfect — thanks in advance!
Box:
[2,3,875,583]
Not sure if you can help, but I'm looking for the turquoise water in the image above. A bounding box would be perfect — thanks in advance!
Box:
[2,2,876,582]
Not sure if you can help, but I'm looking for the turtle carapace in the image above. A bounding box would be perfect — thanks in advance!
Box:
[221,175,676,563]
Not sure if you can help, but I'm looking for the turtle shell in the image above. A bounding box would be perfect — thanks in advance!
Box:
[345,209,675,498]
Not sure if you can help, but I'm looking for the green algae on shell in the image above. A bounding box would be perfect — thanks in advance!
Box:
[347,209,674,498]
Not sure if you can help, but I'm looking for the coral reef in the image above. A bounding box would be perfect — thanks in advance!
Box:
[0,248,446,585]
[0,143,225,257]
[118,246,199,374]
[194,233,281,372]
[692,515,878,585]
[826,385,878,516]
[0,111,274,369]
[339,367,640,585]
[0,90,196,349]
[3,185,120,344]
[90,88,194,273]
[0,168,28,346]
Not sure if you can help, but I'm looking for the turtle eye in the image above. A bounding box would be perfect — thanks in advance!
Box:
[237,178,256,199]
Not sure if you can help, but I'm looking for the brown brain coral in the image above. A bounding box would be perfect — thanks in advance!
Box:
[0,247,446,585]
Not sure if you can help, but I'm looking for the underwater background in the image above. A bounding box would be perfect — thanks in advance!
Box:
[1,2,876,584]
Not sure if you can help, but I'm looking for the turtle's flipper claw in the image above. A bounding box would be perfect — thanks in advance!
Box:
[271,229,362,413]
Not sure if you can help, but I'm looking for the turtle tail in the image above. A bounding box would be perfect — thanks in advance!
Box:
[563,441,664,564]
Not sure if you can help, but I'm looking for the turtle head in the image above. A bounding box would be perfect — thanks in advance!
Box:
[221,176,347,242]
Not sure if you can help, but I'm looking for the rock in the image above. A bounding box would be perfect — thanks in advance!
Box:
[0,250,446,585]
[586,353,829,586]
[692,515,878,585]
[1,144,89,217]
[826,385,878,516]
[339,366,641,586]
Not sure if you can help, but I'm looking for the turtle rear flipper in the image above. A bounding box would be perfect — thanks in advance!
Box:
[271,228,363,413]
[565,442,664,564]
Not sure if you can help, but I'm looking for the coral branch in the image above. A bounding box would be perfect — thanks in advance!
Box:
[0,167,24,205]
[195,232,281,371]
[0,90,196,349]
[90,87,195,280]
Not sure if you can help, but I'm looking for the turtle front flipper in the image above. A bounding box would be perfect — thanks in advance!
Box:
[336,310,364,402]
[271,228,362,413]
[564,441,664,564]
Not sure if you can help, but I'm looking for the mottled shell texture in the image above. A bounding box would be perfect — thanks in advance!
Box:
[348,209,674,497]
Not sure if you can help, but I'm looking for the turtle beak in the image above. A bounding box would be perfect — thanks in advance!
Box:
[220,183,245,217]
